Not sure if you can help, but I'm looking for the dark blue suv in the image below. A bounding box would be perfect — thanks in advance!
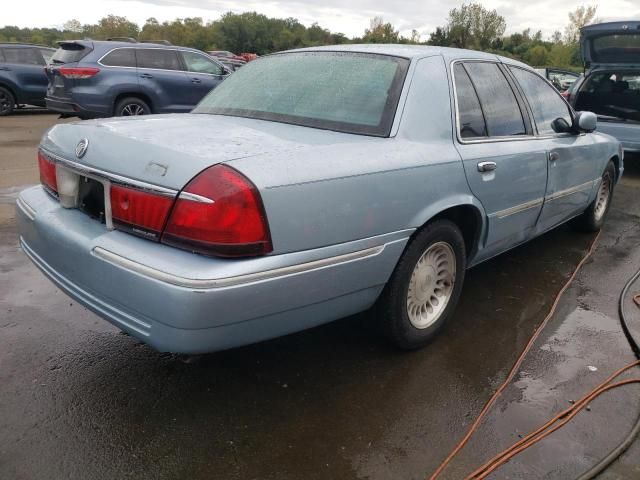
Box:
[45,40,229,119]
[0,43,55,115]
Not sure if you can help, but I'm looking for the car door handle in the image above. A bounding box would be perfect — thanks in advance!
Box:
[0,66,10,71]
[140,73,153,79]
[477,161,497,172]
[191,78,202,84]
[549,152,560,162]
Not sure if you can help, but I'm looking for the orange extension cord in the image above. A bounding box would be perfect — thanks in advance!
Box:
[428,231,640,480]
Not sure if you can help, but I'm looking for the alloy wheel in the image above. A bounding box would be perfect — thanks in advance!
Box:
[406,241,456,329]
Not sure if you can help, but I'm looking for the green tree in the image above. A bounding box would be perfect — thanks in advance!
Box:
[564,5,598,44]
[446,2,506,49]
[362,17,399,43]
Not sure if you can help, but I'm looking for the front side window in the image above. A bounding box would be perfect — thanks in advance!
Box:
[454,63,487,139]
[510,67,573,135]
[1,47,43,65]
[136,49,181,71]
[193,52,409,137]
[181,51,224,75]
[463,62,526,137]
[101,48,136,68]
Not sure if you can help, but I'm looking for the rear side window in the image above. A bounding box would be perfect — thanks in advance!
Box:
[40,48,54,64]
[2,47,44,65]
[509,67,573,135]
[136,49,181,71]
[101,48,136,67]
[464,62,526,137]
[454,64,487,139]
[51,43,90,64]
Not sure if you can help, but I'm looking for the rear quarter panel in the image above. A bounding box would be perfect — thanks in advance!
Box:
[228,55,482,255]
[75,59,141,115]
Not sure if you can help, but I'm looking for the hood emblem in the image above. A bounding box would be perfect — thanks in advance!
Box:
[75,138,89,159]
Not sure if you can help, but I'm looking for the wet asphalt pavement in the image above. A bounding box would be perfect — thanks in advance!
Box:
[1,114,639,479]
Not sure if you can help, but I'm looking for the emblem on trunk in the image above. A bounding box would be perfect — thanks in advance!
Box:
[75,138,89,159]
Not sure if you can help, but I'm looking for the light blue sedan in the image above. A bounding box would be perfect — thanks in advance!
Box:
[17,45,622,354]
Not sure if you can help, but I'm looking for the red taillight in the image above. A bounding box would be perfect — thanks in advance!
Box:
[58,67,100,79]
[38,151,58,195]
[560,91,569,99]
[110,185,174,240]
[162,165,272,257]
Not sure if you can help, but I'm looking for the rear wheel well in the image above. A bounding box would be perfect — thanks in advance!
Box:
[113,92,153,114]
[421,206,482,259]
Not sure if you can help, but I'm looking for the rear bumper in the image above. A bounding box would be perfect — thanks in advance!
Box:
[45,96,103,119]
[17,186,410,353]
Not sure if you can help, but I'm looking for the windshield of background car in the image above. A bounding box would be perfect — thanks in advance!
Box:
[193,51,410,136]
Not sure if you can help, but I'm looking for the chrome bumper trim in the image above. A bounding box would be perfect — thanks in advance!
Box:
[93,244,386,290]
[16,196,36,221]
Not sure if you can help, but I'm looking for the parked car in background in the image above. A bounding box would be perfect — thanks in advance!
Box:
[0,43,55,115]
[568,21,640,154]
[45,40,229,119]
[18,45,621,354]
[534,67,580,92]
[239,53,258,62]
[208,50,246,71]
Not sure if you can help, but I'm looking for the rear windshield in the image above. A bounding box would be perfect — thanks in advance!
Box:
[51,43,91,64]
[592,34,640,64]
[193,51,409,137]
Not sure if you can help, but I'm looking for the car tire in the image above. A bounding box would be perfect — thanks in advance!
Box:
[572,160,616,232]
[0,86,15,116]
[114,97,151,117]
[378,220,467,350]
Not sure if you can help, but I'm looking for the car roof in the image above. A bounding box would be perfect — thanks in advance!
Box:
[581,21,640,33]
[0,43,54,49]
[283,43,531,68]
[61,39,205,54]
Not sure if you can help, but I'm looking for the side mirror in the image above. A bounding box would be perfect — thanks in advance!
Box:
[574,111,597,133]
[551,117,572,133]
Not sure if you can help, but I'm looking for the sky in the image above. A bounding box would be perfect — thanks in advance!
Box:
[4,0,640,40]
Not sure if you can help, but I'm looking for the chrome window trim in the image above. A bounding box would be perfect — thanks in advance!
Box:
[450,59,534,145]
[97,47,228,77]
[505,64,577,136]
[92,244,386,290]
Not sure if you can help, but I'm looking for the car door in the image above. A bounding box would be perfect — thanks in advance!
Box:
[179,50,227,106]
[135,48,193,113]
[508,66,599,233]
[452,61,548,261]
[0,46,48,105]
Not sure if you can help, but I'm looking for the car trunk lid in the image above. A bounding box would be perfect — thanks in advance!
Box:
[581,21,640,69]
[40,113,357,191]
